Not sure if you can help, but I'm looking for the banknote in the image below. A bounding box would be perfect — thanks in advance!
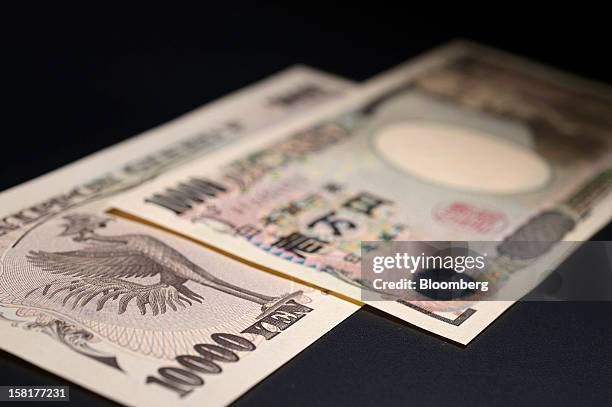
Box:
[0,211,357,406]
[0,66,357,405]
[112,41,612,344]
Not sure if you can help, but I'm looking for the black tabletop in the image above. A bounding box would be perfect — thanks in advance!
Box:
[2,4,611,406]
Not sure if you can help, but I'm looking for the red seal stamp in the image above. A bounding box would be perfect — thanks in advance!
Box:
[433,202,507,234]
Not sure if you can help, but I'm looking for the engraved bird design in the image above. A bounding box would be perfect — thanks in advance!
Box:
[26,214,295,316]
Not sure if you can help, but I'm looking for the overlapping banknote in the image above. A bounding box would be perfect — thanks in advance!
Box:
[112,41,612,345]
[0,67,359,406]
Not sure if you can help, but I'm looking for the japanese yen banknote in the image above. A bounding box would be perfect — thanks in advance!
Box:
[113,41,612,345]
[0,66,358,406]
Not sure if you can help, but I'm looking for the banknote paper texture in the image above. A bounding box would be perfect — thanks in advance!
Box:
[0,66,357,406]
[112,41,612,344]
[0,213,357,406]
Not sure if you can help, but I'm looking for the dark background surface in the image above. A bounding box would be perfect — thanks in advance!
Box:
[2,3,612,406]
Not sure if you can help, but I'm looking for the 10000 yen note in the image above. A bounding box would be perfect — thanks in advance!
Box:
[112,41,612,345]
[0,212,357,406]
[0,66,357,406]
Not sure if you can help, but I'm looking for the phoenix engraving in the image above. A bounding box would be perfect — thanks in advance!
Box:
[26,214,300,316]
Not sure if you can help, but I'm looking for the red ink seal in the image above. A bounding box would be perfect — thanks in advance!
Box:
[434,202,507,234]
